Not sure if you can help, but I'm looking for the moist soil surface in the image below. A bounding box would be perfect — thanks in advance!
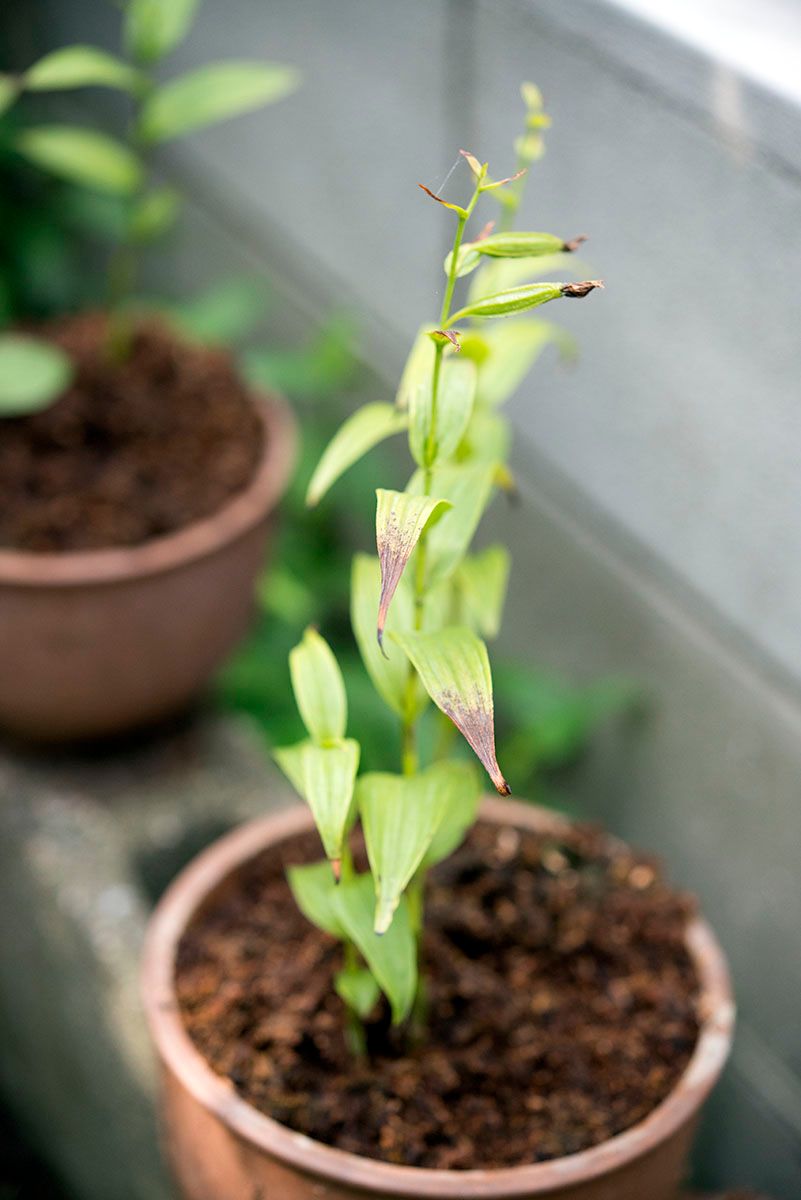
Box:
[0,313,263,552]
[176,818,701,1170]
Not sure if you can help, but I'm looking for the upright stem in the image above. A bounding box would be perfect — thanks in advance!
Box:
[398,182,481,778]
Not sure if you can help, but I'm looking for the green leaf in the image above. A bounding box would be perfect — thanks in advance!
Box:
[289,627,347,745]
[375,489,450,649]
[335,965,380,1018]
[25,46,144,93]
[475,320,571,408]
[0,334,73,417]
[391,626,509,795]
[474,231,570,259]
[395,326,435,411]
[447,282,563,325]
[0,74,21,116]
[422,761,482,867]
[15,126,143,195]
[273,738,360,869]
[128,186,181,243]
[138,61,299,143]
[124,0,201,64]
[333,874,416,1024]
[456,409,511,466]
[357,767,451,933]
[468,254,582,304]
[162,276,267,345]
[407,462,497,587]
[306,402,407,507]
[287,860,344,938]
[455,546,510,639]
[409,356,476,468]
[442,243,482,279]
[351,554,423,720]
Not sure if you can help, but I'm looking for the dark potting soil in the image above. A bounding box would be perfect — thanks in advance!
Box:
[0,313,263,552]
[176,819,701,1170]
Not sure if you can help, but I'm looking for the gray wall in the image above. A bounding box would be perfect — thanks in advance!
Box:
[24,1,801,1195]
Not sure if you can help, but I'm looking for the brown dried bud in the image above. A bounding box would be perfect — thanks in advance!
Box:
[561,280,604,298]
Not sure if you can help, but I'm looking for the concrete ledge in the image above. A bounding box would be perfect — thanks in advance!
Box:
[0,713,292,1200]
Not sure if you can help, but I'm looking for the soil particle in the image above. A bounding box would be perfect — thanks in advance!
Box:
[0,313,263,552]
[176,819,701,1170]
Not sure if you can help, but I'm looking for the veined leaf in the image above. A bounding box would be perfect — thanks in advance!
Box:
[468,253,582,304]
[451,280,603,323]
[273,738,360,870]
[335,966,380,1018]
[391,626,509,795]
[287,860,344,938]
[375,490,450,650]
[351,554,426,720]
[333,874,417,1023]
[455,546,510,639]
[0,333,73,417]
[15,126,143,195]
[306,402,407,507]
[0,75,19,117]
[476,320,570,408]
[138,61,299,143]
[289,627,347,744]
[409,356,476,468]
[447,282,562,324]
[396,326,435,411]
[407,462,497,587]
[422,760,482,867]
[474,231,576,259]
[25,46,144,93]
[124,0,201,64]
[357,767,450,933]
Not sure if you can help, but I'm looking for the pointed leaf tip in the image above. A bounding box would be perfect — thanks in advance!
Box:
[563,234,588,252]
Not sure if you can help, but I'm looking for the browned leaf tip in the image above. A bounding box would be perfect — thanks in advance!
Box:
[418,182,443,202]
[491,167,528,188]
[561,279,604,298]
[434,329,462,350]
[563,234,588,252]
[476,219,496,243]
[331,858,342,883]
[438,691,510,797]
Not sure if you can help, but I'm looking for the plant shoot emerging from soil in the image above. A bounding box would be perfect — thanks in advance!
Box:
[276,84,603,1049]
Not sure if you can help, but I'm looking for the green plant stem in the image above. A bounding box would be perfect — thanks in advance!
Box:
[342,940,368,1058]
[399,181,483,779]
[398,179,483,1038]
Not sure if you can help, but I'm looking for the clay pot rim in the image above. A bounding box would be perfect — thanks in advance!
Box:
[141,797,735,1199]
[0,392,295,587]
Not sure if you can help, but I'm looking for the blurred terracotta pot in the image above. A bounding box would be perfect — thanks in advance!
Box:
[142,798,735,1200]
[0,394,295,742]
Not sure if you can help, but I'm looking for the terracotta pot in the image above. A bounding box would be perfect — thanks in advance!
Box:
[142,798,735,1200]
[0,394,295,742]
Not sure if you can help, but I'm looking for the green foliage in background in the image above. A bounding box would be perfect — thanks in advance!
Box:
[0,0,298,414]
